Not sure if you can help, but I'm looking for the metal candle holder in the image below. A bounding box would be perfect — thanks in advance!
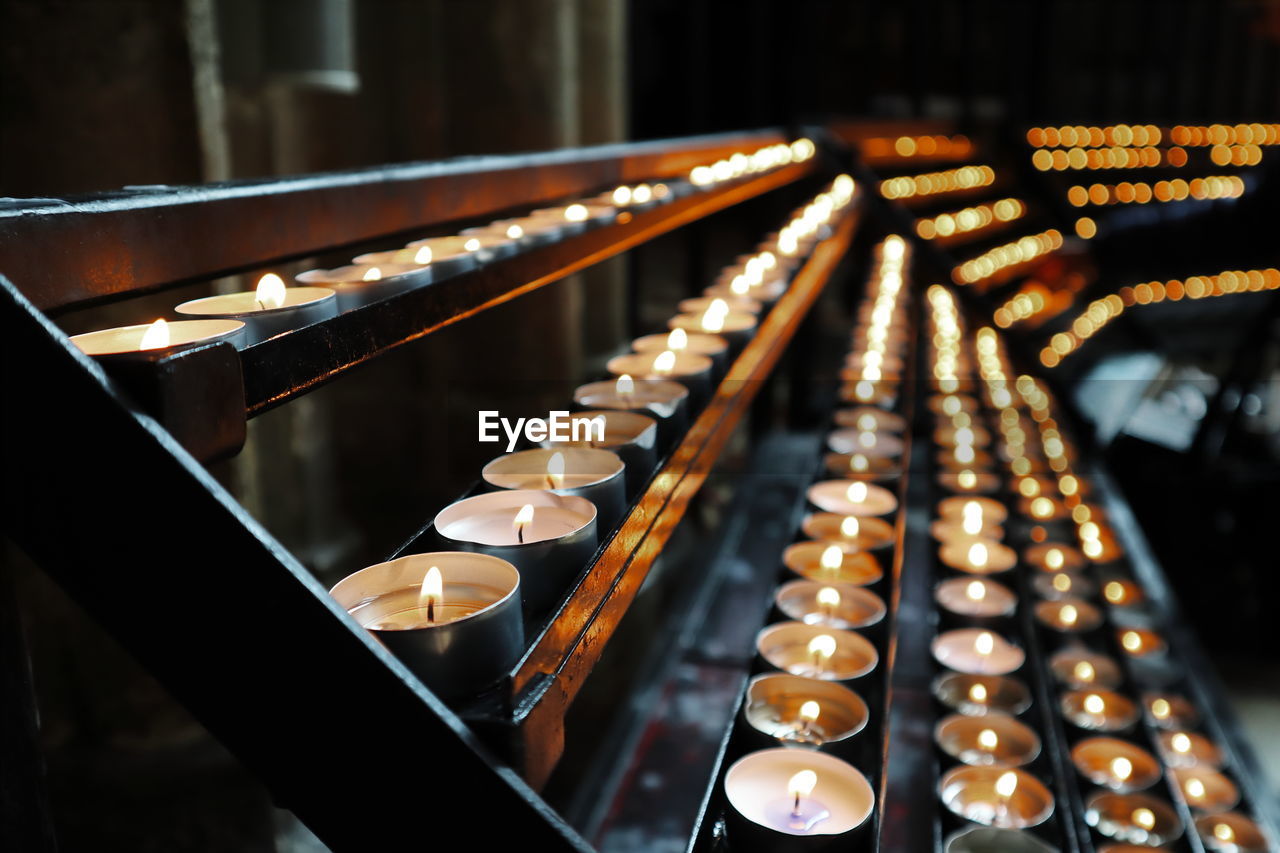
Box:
[481,446,626,532]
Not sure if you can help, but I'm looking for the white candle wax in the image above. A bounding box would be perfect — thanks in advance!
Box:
[932,628,1025,675]
[70,319,245,356]
[724,748,874,836]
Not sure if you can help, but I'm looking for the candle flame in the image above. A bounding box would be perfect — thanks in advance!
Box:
[464,238,482,252]
[962,513,983,535]
[995,771,1018,798]
[666,328,688,351]
[799,701,821,723]
[1030,497,1053,518]
[808,634,837,660]
[788,769,818,799]
[1104,581,1125,603]
[616,373,635,396]
[700,307,726,333]
[612,186,632,205]
[846,481,868,503]
[955,444,975,464]
[958,469,977,489]
[1132,808,1156,830]
[975,632,995,655]
[632,184,652,203]
[1214,823,1235,842]
[1151,698,1171,719]
[1111,757,1133,781]
[859,430,876,448]
[1121,631,1142,652]
[816,586,841,609]
[849,453,869,472]
[139,318,170,350]
[514,503,535,531]
[1060,604,1079,626]
[1074,661,1095,682]
[840,516,859,538]
[969,683,988,703]
[506,224,524,239]
[414,245,434,264]
[1053,574,1072,592]
[978,728,998,750]
[942,395,962,415]
[966,581,986,601]
[730,274,750,295]
[255,273,287,309]
[1186,777,1206,799]
[565,203,589,222]
[819,545,844,571]
[1084,694,1105,715]
[420,566,443,618]
[652,350,677,374]
[546,451,566,489]
[854,379,875,401]
[1171,733,1191,754]
[968,542,989,569]
[962,500,982,519]
[856,414,876,431]
[362,266,382,281]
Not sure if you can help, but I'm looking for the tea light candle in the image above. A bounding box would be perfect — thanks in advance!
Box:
[1173,768,1240,811]
[756,622,878,681]
[938,469,1002,495]
[457,223,528,256]
[723,748,875,839]
[1032,571,1097,601]
[1024,542,1086,573]
[1085,791,1183,846]
[574,375,689,447]
[806,480,899,517]
[929,394,979,415]
[359,236,482,273]
[1034,597,1103,633]
[943,827,1059,853]
[70,318,246,357]
[632,328,728,374]
[936,447,995,470]
[528,202,617,234]
[938,766,1054,829]
[775,580,886,630]
[1070,737,1162,792]
[329,552,522,698]
[483,216,563,246]
[295,262,430,310]
[939,497,1008,524]
[932,672,1032,716]
[1157,731,1222,769]
[540,409,657,497]
[481,447,626,531]
[823,452,901,481]
[800,513,895,550]
[668,305,757,349]
[605,349,714,409]
[783,541,883,586]
[1061,689,1139,731]
[934,577,1017,619]
[1117,627,1166,659]
[931,516,1004,542]
[1145,693,1200,729]
[678,294,763,316]
[939,539,1018,575]
[838,378,898,407]
[1021,496,1067,522]
[743,674,869,747]
[828,428,904,459]
[433,489,596,614]
[935,712,1041,766]
[175,273,337,345]
[1048,649,1122,689]
[1101,579,1145,608]
[1195,812,1270,852]
[932,629,1024,675]
[935,424,993,447]
[834,406,906,432]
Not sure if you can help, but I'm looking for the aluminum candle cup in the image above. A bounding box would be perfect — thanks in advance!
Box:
[573,377,689,450]
[823,452,901,482]
[1195,812,1270,852]
[540,409,657,498]
[1084,792,1183,846]
[329,552,521,700]
[944,827,1059,853]
[458,223,527,256]
[1071,737,1162,792]
[935,712,1041,767]
[775,580,886,630]
[1033,572,1097,601]
[605,350,714,410]
[481,447,626,532]
[632,330,729,375]
[1034,597,1103,634]
[296,263,429,310]
[1049,649,1123,690]
[175,284,337,346]
[756,622,878,682]
[800,513,895,550]
[70,319,246,357]
[723,748,875,848]
[782,542,883,587]
[433,489,596,615]
[1061,689,1139,732]
[827,428,904,459]
[1157,730,1222,768]
[806,480,898,517]
[1174,768,1240,811]
[668,310,757,352]
[933,673,1032,717]
[358,238,483,276]
[938,766,1054,829]
[1144,692,1200,730]
[934,577,1017,621]
[743,674,869,750]
[932,629,1025,675]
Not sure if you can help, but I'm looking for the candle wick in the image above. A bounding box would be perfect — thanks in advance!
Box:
[793,792,801,815]
[256,299,266,311]
[517,525,525,544]
[545,474,555,489]
[427,599,435,622]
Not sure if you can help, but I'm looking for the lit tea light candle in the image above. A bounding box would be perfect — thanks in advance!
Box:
[834,406,907,432]
[938,468,1002,495]
[329,552,522,698]
[540,409,657,497]
[1085,792,1183,846]
[481,447,626,531]
[1174,768,1240,811]
[528,202,617,234]
[840,377,898,407]
[932,628,1024,675]
[939,496,1008,524]
[677,294,763,316]
[932,672,1032,716]
[175,273,337,345]
[938,766,1054,829]
[929,393,979,416]
[756,622,878,681]
[1034,597,1103,633]
[743,674,869,748]
[1117,627,1166,658]
[632,327,729,373]
[935,423,993,448]
[775,580,886,630]
[1061,688,1139,732]
[828,427,905,459]
[930,513,1004,542]
[800,512,895,550]
[295,262,431,309]
[935,712,1041,766]
[938,539,1018,575]
[1022,495,1067,521]
[1101,578,1145,608]
[1024,542,1086,573]
[937,445,994,470]
[1144,693,1199,730]
[70,317,246,357]
[806,479,899,517]
[782,541,883,586]
[1071,737,1162,792]
[934,577,1017,619]
[723,748,875,839]
[823,451,901,481]
[605,348,714,409]
[1157,730,1223,769]
[1031,571,1097,601]
[1195,812,1270,852]
[433,489,596,614]
[573,374,689,447]
[1048,649,1122,689]
[668,303,757,349]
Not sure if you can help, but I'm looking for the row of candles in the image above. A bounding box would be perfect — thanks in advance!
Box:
[67,139,818,357]
[879,165,998,201]
[1031,146,1192,172]
[952,230,1065,288]
[325,175,860,702]
[860,134,976,163]
[922,296,1271,851]
[914,198,1026,243]
[1026,124,1280,149]
[717,234,912,848]
[1065,175,1246,207]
